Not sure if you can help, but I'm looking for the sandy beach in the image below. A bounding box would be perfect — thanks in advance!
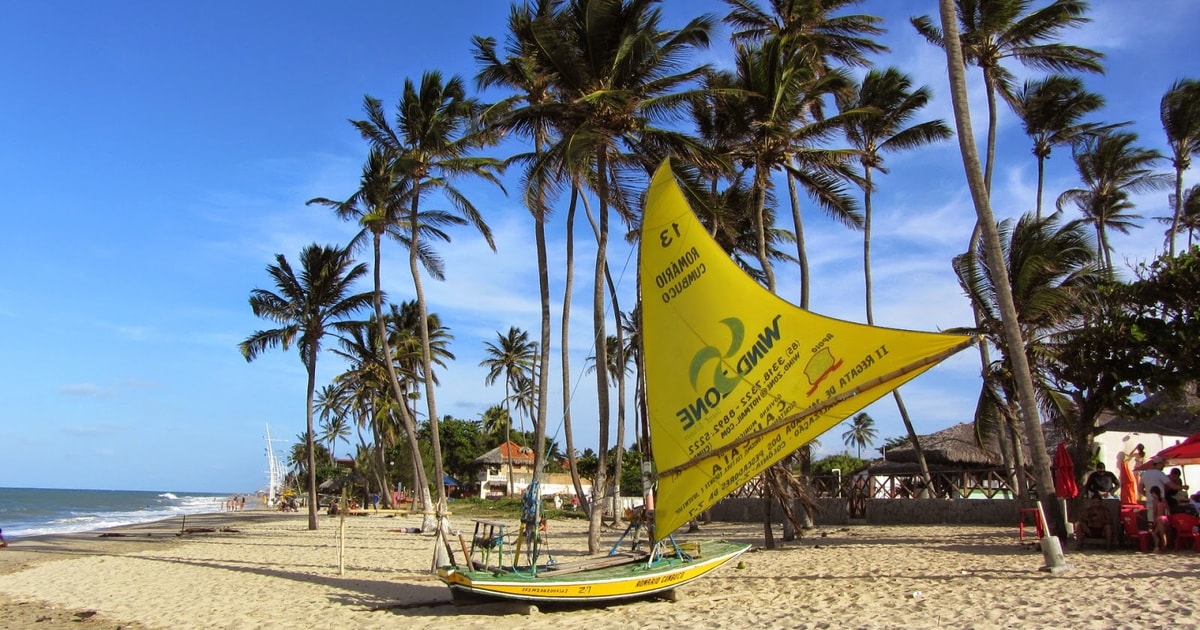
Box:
[2,509,1199,630]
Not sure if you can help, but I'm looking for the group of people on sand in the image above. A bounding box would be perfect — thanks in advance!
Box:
[1138,454,1198,553]
[1073,444,1200,553]
[224,495,247,512]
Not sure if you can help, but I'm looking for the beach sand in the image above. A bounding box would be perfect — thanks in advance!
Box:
[2,509,1199,630]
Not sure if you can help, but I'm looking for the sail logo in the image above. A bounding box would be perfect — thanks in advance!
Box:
[676,315,783,430]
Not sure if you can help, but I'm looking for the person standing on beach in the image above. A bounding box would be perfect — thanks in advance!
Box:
[1149,486,1170,553]
[1131,444,1146,470]
[0,528,7,548]
[1139,457,1172,510]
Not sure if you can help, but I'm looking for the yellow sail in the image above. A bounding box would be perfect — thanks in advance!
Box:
[639,161,975,537]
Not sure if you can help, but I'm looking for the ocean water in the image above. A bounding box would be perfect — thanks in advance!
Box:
[0,487,233,540]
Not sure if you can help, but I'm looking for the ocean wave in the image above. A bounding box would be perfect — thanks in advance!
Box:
[1,489,232,539]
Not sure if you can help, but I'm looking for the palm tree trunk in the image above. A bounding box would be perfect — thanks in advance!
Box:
[408,189,449,529]
[787,172,810,308]
[372,424,389,509]
[864,167,932,491]
[561,188,588,509]
[1171,166,1184,256]
[761,490,776,550]
[589,149,612,553]
[613,323,627,518]
[533,210,552,477]
[371,233,432,521]
[863,168,875,324]
[304,356,320,531]
[504,382,515,496]
[939,0,1061,539]
[983,66,998,195]
[1099,226,1113,272]
[1036,156,1047,220]
[753,161,777,293]
[892,391,933,493]
[532,134,551,480]
[994,410,1014,494]
[1008,413,1028,499]
[789,170,814,528]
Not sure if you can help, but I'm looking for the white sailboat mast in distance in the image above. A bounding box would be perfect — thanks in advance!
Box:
[264,424,286,506]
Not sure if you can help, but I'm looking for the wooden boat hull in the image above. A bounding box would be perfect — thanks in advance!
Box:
[438,540,749,604]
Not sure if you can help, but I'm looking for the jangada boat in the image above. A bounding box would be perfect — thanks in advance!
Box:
[436,160,974,604]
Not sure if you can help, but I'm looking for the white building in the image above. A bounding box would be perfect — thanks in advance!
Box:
[1092,388,1200,487]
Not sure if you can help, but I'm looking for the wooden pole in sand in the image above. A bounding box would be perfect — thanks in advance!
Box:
[338,489,347,576]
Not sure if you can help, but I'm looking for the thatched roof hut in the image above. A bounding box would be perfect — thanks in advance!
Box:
[868,421,1069,474]
[870,385,1199,475]
[882,422,1002,467]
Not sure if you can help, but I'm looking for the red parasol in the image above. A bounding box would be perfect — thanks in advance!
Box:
[1053,442,1078,499]
[1137,432,1200,469]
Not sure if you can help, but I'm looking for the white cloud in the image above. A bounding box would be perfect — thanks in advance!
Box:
[59,383,109,398]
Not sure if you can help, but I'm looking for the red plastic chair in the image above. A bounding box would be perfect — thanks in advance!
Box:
[1169,513,1200,551]
[1120,508,1152,552]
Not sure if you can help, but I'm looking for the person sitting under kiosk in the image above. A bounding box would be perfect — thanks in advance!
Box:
[1167,468,1195,515]
[1084,462,1120,499]
[1073,495,1114,551]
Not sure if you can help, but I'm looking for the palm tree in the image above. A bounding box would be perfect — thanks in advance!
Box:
[841,412,877,458]
[315,385,353,460]
[1160,78,1200,256]
[1158,184,1200,249]
[473,0,557,478]
[954,212,1102,495]
[917,3,1101,517]
[936,0,1068,542]
[727,37,862,296]
[379,301,457,501]
[239,243,372,530]
[1056,130,1169,270]
[529,0,714,552]
[353,72,504,514]
[329,315,418,512]
[307,144,462,525]
[725,0,884,309]
[709,3,879,540]
[287,431,333,481]
[480,326,536,495]
[913,0,1103,193]
[479,404,511,445]
[586,330,637,513]
[839,66,952,491]
[724,0,887,80]
[1010,74,1112,219]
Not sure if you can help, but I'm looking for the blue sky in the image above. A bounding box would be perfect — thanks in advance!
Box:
[2,1,1195,494]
